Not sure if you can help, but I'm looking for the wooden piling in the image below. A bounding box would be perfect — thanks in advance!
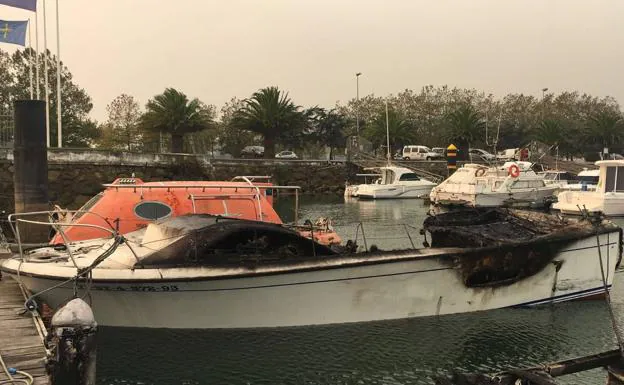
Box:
[0,275,49,385]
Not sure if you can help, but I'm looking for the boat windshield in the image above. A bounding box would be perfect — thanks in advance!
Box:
[543,173,559,180]
[578,175,599,184]
[399,173,420,181]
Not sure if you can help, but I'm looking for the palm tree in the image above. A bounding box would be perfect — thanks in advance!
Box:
[140,88,214,153]
[307,108,349,159]
[364,107,417,155]
[445,104,485,160]
[533,119,563,147]
[583,111,624,150]
[232,87,305,158]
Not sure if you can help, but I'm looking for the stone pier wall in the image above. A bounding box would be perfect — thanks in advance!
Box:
[0,149,358,213]
[0,148,456,214]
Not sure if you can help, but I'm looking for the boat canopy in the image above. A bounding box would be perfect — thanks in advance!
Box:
[364,166,421,185]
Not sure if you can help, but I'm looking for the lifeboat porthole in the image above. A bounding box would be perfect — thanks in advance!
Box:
[134,201,173,220]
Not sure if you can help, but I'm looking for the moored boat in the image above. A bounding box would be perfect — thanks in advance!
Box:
[345,166,437,200]
[553,160,624,216]
[1,208,620,329]
[430,162,558,208]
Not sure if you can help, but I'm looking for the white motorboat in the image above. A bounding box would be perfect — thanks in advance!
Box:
[541,170,576,188]
[429,162,558,208]
[344,173,381,198]
[1,209,620,329]
[553,160,624,216]
[560,168,600,192]
[346,166,437,200]
[541,169,600,193]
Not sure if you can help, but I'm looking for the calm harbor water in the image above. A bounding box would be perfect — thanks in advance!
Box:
[97,196,624,385]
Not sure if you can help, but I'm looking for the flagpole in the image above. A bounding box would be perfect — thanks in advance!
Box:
[55,0,61,147]
[43,0,50,147]
[34,5,40,100]
[27,19,33,99]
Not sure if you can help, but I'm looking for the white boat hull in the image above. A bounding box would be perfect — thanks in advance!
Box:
[554,192,624,217]
[4,232,619,329]
[432,188,556,208]
[357,184,435,199]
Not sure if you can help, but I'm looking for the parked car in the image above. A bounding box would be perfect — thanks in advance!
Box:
[402,145,444,160]
[603,153,624,160]
[431,147,446,156]
[469,148,496,161]
[275,150,298,159]
[240,146,264,158]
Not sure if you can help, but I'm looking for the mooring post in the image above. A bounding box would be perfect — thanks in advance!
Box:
[446,144,457,176]
[46,298,98,385]
[13,100,49,242]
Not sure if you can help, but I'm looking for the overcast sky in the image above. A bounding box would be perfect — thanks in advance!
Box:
[2,0,624,121]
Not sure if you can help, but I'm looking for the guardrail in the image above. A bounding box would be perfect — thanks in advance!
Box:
[0,148,592,173]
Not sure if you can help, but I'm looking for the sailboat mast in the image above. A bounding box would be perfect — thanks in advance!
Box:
[386,100,391,165]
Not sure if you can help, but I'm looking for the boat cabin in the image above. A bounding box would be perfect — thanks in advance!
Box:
[596,160,624,194]
[366,166,422,185]
[577,169,600,185]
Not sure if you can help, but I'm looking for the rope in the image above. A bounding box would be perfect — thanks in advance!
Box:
[0,349,33,385]
[575,204,624,357]
[596,230,624,358]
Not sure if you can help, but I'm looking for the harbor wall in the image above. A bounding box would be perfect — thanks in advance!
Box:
[0,149,453,213]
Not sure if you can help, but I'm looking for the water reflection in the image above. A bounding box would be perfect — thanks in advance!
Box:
[97,299,618,385]
[276,196,431,250]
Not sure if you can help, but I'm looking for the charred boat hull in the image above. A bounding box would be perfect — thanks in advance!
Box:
[2,227,620,329]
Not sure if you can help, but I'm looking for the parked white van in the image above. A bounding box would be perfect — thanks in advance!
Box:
[402,145,444,161]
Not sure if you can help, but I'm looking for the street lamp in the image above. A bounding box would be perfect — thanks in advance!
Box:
[355,72,362,137]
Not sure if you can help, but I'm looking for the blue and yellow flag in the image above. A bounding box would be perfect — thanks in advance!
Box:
[0,20,27,46]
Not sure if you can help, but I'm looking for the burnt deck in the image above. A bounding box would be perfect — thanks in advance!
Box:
[0,275,48,385]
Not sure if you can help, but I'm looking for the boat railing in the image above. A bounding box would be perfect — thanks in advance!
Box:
[234,175,272,181]
[189,193,262,220]
[352,222,421,252]
[231,176,302,224]
[7,210,118,266]
[101,178,303,224]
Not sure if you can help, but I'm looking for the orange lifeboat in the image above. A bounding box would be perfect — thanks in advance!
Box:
[50,176,341,247]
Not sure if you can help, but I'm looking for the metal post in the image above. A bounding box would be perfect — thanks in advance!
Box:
[385,100,390,165]
[355,72,361,138]
[43,0,50,147]
[446,144,457,176]
[55,0,62,148]
[34,7,40,100]
[294,188,299,225]
[27,20,33,99]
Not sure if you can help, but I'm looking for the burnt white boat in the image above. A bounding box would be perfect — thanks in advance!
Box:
[1,210,621,329]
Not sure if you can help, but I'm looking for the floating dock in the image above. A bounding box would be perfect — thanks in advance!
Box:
[0,275,49,385]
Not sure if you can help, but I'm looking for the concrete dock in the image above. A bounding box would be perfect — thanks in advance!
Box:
[0,275,48,385]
